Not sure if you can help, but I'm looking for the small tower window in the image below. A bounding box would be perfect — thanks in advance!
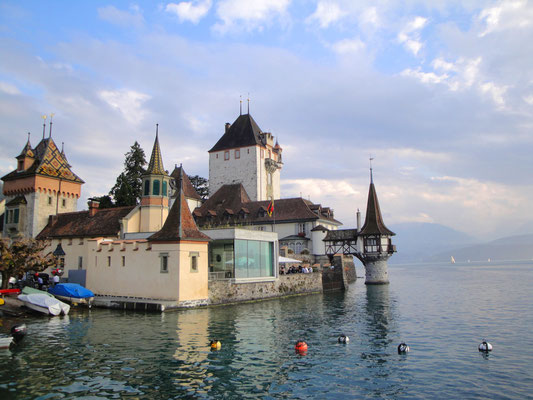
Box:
[224,151,230,160]
[144,180,150,196]
[153,180,160,195]
[62,199,66,207]
[17,160,23,171]
[13,209,19,224]
[162,180,168,196]
[235,149,240,159]
[48,196,52,205]
[160,253,169,273]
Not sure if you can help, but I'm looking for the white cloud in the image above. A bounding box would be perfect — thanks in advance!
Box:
[360,7,379,27]
[97,5,144,28]
[478,0,532,37]
[214,0,290,33]
[401,68,448,84]
[397,16,427,56]
[331,37,365,55]
[99,89,151,126]
[165,1,212,24]
[479,81,507,107]
[0,82,20,95]
[307,1,346,29]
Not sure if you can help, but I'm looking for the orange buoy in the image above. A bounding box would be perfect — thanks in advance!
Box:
[210,340,221,350]
[295,340,308,354]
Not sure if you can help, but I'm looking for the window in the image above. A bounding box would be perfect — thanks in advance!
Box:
[107,256,111,267]
[78,256,83,269]
[162,180,167,196]
[216,154,219,159]
[153,180,160,195]
[48,196,52,205]
[190,252,199,272]
[298,223,306,235]
[17,160,23,171]
[235,149,240,159]
[160,253,169,273]
[122,256,126,267]
[234,239,274,279]
[13,209,19,224]
[247,149,250,154]
[224,151,230,160]
[144,180,150,196]
[62,199,66,207]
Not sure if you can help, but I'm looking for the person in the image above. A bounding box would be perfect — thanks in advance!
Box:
[302,266,308,273]
[53,274,60,286]
[37,274,43,290]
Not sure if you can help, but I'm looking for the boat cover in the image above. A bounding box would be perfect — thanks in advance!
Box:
[49,283,94,299]
[22,286,54,297]
[18,293,65,316]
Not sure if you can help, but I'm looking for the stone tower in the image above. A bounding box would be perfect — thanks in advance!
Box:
[1,131,84,238]
[208,113,283,202]
[139,127,171,232]
[358,174,396,284]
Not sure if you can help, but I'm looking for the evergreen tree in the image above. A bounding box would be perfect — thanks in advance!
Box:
[189,175,209,200]
[110,142,146,206]
[91,195,115,209]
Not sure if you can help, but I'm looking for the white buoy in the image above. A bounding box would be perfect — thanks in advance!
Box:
[338,334,349,344]
[478,341,493,352]
[397,342,410,353]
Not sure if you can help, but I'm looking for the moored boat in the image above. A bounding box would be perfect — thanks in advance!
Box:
[48,283,94,307]
[0,324,27,349]
[18,293,70,316]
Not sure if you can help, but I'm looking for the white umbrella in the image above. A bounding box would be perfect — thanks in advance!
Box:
[279,256,301,263]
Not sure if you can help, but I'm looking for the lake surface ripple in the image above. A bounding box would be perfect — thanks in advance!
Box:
[1,262,532,399]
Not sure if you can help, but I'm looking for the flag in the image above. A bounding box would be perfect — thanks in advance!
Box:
[267,200,274,217]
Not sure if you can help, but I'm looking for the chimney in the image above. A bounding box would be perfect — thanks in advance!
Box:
[88,199,100,217]
[356,209,361,232]
[225,123,231,133]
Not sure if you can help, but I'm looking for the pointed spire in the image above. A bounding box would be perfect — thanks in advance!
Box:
[42,115,47,139]
[18,132,34,158]
[359,174,395,236]
[369,156,374,184]
[240,95,242,115]
[49,113,55,138]
[145,124,167,175]
[247,93,250,114]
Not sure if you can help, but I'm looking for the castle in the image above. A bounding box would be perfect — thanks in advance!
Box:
[1,110,395,307]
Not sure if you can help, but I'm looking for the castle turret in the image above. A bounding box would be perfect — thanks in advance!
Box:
[139,125,171,232]
[2,128,84,239]
[358,172,396,284]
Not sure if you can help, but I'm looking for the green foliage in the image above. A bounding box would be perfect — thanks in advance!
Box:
[110,141,146,206]
[189,175,209,200]
[0,238,56,289]
[91,195,114,209]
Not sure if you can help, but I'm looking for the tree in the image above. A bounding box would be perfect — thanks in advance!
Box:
[189,175,209,200]
[110,141,146,206]
[0,238,56,289]
[91,195,115,209]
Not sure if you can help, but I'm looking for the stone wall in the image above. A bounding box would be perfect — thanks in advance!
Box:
[208,272,322,305]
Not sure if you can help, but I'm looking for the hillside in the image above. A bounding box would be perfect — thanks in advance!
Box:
[427,234,533,263]
[388,222,477,264]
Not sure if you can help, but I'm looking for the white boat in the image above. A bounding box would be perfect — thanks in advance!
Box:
[18,293,70,316]
[451,256,456,264]
[0,336,13,349]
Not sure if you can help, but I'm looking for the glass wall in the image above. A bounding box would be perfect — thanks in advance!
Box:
[234,239,274,279]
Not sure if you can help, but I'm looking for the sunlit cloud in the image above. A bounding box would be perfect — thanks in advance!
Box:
[165,1,212,24]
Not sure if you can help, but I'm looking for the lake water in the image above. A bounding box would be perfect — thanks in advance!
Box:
[1,262,533,399]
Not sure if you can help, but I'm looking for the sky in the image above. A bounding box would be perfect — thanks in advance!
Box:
[1,0,533,240]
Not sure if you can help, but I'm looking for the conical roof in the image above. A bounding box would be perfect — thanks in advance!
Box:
[209,114,265,152]
[359,182,395,236]
[17,137,34,159]
[148,169,210,242]
[170,165,202,200]
[145,130,166,175]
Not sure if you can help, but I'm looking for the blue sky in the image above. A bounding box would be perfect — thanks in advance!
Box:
[1,0,533,239]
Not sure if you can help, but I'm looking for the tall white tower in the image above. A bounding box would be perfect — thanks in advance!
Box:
[208,113,283,201]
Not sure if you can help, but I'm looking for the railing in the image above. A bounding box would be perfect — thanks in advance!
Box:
[209,271,234,281]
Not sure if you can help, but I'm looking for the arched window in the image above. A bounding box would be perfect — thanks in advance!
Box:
[162,180,168,196]
[153,180,160,195]
[144,180,150,196]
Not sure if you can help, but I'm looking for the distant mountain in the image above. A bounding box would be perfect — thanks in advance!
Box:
[427,234,533,263]
[388,222,477,264]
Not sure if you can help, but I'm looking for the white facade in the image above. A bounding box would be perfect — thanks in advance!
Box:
[209,145,281,202]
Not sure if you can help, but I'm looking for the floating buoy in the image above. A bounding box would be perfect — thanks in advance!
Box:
[210,340,221,350]
[478,341,493,352]
[295,340,308,353]
[397,342,410,354]
[338,334,349,344]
